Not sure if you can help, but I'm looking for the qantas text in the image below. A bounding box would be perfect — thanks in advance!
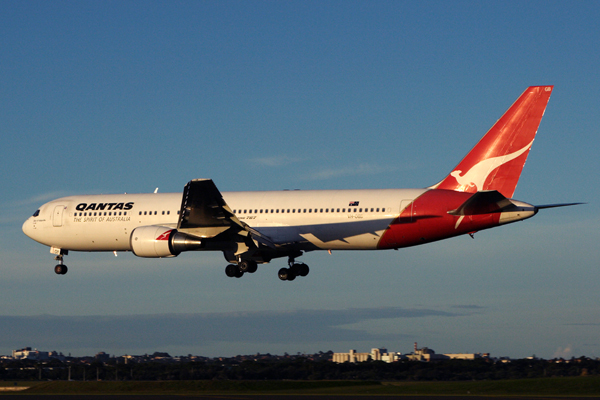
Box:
[75,202,134,211]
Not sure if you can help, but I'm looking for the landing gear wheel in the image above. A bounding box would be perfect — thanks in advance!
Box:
[298,263,309,277]
[54,264,68,275]
[278,267,296,281]
[234,268,244,278]
[239,260,258,273]
[225,264,238,277]
[278,268,290,281]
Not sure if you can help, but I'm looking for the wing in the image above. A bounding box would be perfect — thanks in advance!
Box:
[177,179,277,248]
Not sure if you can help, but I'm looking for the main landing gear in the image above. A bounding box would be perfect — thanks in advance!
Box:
[54,253,68,275]
[278,257,309,281]
[223,257,310,281]
[224,259,258,278]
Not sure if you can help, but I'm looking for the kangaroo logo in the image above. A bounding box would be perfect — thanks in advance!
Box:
[450,139,534,192]
[155,230,172,241]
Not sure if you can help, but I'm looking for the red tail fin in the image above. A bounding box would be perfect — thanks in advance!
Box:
[434,86,553,198]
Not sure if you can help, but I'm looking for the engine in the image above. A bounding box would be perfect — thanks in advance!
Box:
[130,226,202,258]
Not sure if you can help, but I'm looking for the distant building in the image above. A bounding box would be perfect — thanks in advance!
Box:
[332,348,401,363]
[333,343,488,363]
[12,347,49,360]
[406,343,487,362]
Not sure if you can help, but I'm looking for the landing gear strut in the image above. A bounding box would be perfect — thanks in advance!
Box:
[54,253,68,275]
[278,257,309,281]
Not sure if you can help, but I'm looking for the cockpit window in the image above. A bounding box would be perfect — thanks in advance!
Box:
[33,210,40,217]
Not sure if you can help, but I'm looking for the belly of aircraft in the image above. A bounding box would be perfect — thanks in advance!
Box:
[258,217,392,250]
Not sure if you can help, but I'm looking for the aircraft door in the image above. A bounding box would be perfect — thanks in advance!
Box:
[399,200,413,223]
[53,205,65,227]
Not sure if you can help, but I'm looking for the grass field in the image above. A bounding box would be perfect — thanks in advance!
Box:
[7,376,600,396]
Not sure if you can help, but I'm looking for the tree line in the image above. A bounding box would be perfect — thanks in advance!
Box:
[2,357,599,382]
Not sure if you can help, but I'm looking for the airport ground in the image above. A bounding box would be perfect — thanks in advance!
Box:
[2,378,600,399]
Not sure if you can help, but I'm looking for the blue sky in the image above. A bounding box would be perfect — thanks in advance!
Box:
[1,0,599,359]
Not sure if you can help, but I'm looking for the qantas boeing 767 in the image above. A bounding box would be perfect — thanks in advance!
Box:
[22,86,580,281]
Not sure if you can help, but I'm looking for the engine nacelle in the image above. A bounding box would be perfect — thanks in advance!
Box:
[130,226,202,258]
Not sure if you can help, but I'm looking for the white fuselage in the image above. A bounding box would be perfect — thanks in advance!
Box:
[22,188,427,253]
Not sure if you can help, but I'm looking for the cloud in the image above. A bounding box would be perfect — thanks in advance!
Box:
[0,307,472,355]
[552,344,574,359]
[304,163,397,181]
[0,191,73,225]
[450,305,487,310]
[18,191,71,206]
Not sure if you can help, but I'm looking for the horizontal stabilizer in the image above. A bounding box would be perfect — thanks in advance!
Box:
[535,202,585,210]
[448,190,516,216]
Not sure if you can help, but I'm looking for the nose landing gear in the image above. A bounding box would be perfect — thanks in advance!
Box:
[54,253,68,275]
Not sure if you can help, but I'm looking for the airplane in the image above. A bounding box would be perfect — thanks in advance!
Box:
[22,86,581,281]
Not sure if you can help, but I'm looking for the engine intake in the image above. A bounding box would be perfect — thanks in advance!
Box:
[130,226,202,258]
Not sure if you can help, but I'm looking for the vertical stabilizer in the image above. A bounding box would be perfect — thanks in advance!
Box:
[433,86,553,198]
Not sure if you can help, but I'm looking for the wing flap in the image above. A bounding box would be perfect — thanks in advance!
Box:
[176,179,277,248]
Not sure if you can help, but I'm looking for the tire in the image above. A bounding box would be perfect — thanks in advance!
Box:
[225,264,238,277]
[239,260,251,273]
[54,264,67,275]
[278,268,289,281]
[234,268,244,278]
[298,263,309,277]
[247,260,258,273]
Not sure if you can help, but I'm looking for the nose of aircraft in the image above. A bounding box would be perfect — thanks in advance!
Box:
[22,217,34,238]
